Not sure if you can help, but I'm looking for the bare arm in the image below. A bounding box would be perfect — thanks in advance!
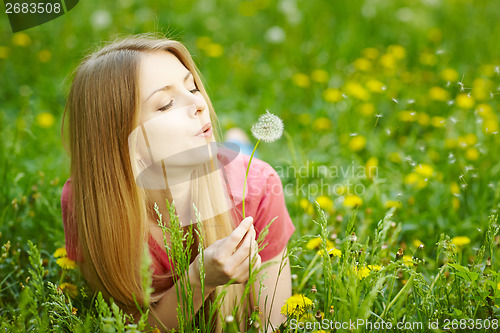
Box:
[250,247,292,333]
[147,261,216,332]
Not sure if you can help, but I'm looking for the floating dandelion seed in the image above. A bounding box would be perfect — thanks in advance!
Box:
[250,110,284,143]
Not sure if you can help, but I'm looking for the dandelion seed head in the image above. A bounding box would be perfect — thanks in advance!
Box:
[250,110,284,143]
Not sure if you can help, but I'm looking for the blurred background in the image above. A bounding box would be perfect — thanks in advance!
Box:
[1,0,499,299]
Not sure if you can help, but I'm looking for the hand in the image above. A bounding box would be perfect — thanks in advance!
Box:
[193,216,262,290]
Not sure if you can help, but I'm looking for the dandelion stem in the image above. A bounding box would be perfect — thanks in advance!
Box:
[242,139,261,219]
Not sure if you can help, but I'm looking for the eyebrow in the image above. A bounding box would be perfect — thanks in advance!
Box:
[144,71,193,103]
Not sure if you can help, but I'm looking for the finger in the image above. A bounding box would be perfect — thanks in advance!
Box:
[233,253,261,283]
[236,224,255,250]
[221,216,254,253]
[230,227,255,264]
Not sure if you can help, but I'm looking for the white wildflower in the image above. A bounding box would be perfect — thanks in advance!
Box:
[250,110,284,143]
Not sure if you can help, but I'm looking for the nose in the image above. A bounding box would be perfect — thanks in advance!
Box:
[190,94,206,118]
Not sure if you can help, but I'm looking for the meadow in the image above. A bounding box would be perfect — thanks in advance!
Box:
[1,0,500,332]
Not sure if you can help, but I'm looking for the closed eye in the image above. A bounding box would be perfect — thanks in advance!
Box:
[158,99,173,112]
[190,88,200,93]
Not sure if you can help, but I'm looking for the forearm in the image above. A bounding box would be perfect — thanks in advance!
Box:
[148,262,216,332]
[251,254,291,333]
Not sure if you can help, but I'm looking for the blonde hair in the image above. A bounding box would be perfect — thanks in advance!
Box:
[62,33,250,332]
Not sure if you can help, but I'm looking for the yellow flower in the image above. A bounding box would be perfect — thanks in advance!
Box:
[440,68,459,82]
[417,112,430,126]
[402,255,413,267]
[429,86,450,101]
[299,198,310,210]
[12,32,31,46]
[482,119,498,135]
[476,104,494,118]
[445,138,457,149]
[365,157,378,180]
[388,45,406,59]
[322,88,342,102]
[366,79,385,93]
[363,47,379,60]
[311,69,329,83]
[472,78,492,101]
[464,133,477,146]
[385,200,402,210]
[355,266,371,280]
[281,294,313,318]
[404,173,427,189]
[415,164,434,178]
[388,152,401,163]
[306,237,323,250]
[465,147,479,161]
[292,73,310,88]
[317,246,341,257]
[359,103,375,116]
[348,135,366,152]
[345,81,370,101]
[204,43,224,57]
[497,282,500,291]
[312,117,332,131]
[398,111,417,122]
[413,239,423,248]
[451,236,471,247]
[379,54,395,70]
[420,53,437,66]
[480,64,496,77]
[452,197,460,210]
[456,94,475,109]
[316,195,334,212]
[450,182,460,195]
[36,112,55,128]
[0,46,9,59]
[354,58,372,72]
[299,199,315,216]
[54,247,67,258]
[367,264,382,271]
[59,283,78,298]
[431,116,446,128]
[38,50,51,63]
[343,195,362,208]
[56,257,77,270]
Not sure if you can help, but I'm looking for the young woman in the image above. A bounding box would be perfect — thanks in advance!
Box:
[60,33,295,333]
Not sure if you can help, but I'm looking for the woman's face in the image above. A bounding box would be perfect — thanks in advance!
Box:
[134,50,215,171]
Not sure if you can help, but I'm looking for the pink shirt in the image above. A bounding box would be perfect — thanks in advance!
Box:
[61,152,295,281]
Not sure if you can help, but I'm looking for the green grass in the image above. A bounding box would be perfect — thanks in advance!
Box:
[1,0,500,331]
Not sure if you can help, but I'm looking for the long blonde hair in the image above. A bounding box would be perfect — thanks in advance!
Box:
[62,33,249,332]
